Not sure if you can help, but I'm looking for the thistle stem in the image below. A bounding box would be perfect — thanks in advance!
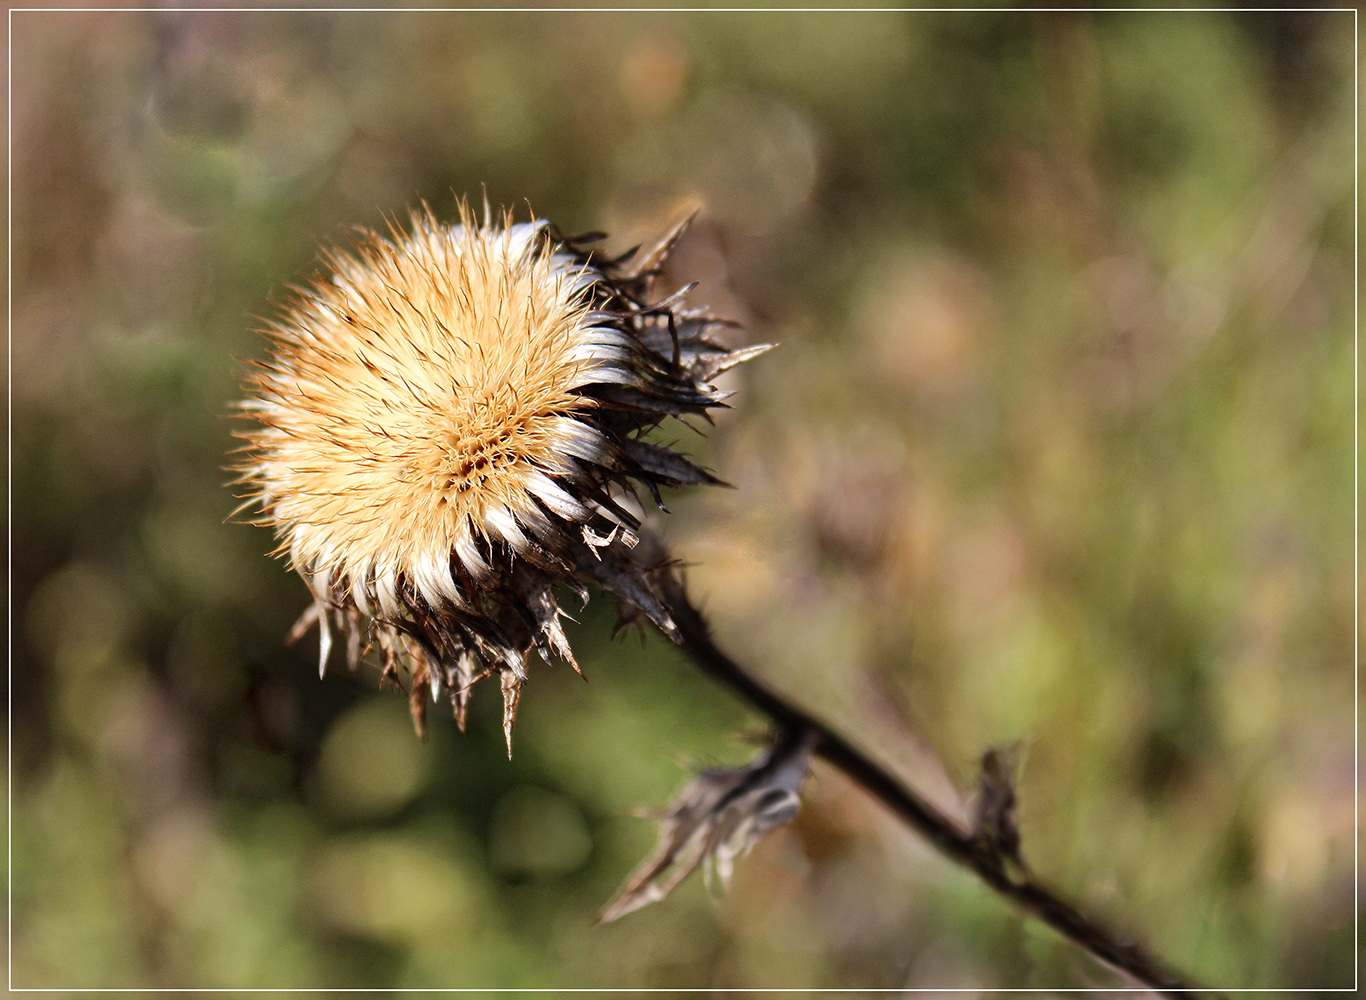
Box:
[654,567,1198,996]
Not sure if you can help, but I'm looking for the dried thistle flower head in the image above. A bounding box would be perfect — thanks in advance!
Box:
[234,201,767,754]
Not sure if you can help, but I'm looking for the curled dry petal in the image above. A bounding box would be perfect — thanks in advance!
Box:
[598,728,816,924]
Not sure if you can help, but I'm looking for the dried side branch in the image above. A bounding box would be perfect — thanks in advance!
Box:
[641,536,1199,996]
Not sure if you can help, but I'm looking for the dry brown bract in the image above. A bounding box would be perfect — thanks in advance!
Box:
[234,202,767,754]
[598,730,815,923]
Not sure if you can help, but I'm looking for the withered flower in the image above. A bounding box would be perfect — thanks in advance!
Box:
[973,743,1025,870]
[599,729,815,923]
[234,202,766,754]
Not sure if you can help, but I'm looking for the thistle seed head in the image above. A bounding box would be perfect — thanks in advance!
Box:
[234,202,766,754]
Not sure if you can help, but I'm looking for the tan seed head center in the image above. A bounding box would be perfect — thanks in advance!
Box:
[252,217,600,592]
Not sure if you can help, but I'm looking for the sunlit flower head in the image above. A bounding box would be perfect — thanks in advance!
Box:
[234,201,765,753]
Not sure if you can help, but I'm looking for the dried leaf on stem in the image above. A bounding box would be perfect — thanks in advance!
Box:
[599,728,815,924]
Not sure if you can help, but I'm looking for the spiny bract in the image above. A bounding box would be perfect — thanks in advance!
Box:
[234,202,766,754]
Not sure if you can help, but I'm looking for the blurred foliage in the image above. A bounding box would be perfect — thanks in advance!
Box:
[10,8,1354,990]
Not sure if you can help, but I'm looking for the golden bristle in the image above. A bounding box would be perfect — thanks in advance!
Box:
[241,207,618,615]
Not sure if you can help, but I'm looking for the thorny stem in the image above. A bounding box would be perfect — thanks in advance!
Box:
[654,568,1200,997]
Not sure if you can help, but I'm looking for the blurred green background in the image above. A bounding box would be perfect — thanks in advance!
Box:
[10,8,1355,991]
